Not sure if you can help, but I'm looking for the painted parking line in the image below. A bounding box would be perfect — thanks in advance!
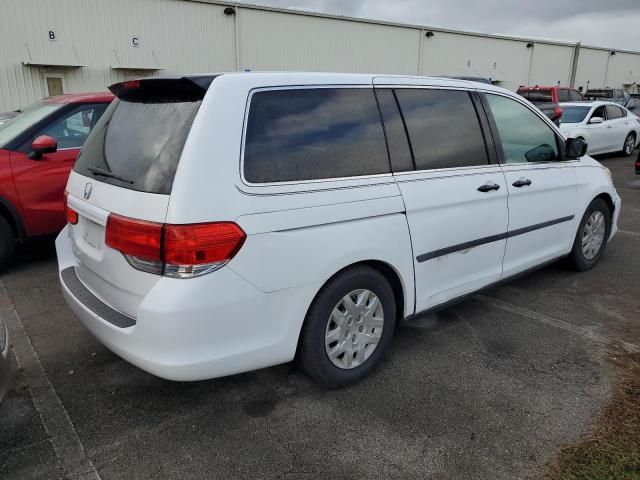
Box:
[477,295,640,354]
[0,280,101,480]
[618,229,640,238]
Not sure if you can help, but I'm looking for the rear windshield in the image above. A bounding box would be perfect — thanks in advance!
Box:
[518,90,552,103]
[560,106,591,123]
[586,90,613,99]
[74,96,202,194]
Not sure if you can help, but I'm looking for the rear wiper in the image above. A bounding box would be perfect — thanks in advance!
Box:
[87,166,134,184]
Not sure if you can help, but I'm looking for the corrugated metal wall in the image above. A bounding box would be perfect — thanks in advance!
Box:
[1,0,639,111]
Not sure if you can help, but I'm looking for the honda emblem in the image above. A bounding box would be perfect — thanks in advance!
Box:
[83,183,93,200]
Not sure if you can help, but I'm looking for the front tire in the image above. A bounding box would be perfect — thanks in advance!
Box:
[299,266,396,389]
[621,133,636,156]
[569,198,611,271]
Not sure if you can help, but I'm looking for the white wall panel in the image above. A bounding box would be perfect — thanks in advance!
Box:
[574,48,609,90]
[420,32,532,91]
[529,43,574,87]
[606,51,640,89]
[1,0,640,111]
[238,9,420,75]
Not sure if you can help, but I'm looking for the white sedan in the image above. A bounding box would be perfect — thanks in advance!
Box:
[559,101,640,156]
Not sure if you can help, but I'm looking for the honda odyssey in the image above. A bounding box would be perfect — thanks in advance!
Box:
[57,73,620,388]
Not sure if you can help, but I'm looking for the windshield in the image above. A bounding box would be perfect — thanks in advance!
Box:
[518,90,552,103]
[74,96,202,194]
[560,106,591,124]
[0,101,63,147]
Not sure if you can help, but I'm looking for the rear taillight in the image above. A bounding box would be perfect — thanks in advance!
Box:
[554,107,563,119]
[105,214,162,261]
[105,214,246,278]
[64,192,78,225]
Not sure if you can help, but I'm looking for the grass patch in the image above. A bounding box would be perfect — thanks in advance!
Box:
[546,351,640,480]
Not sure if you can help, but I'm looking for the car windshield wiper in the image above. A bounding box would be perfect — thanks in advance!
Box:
[87,166,134,184]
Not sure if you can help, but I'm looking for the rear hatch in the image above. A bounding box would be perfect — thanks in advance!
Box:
[65,77,212,318]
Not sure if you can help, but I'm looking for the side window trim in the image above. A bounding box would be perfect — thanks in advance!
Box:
[470,91,498,165]
[479,91,567,165]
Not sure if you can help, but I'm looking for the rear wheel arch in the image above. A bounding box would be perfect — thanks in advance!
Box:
[296,260,407,351]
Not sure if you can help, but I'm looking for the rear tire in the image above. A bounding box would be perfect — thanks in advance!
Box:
[0,217,15,271]
[569,198,611,271]
[621,133,636,156]
[299,266,396,389]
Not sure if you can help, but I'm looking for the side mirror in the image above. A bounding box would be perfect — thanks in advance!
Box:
[589,117,604,124]
[525,143,556,162]
[566,137,588,159]
[29,135,57,160]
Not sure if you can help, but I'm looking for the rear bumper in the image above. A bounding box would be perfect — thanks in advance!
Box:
[56,227,319,381]
[0,315,11,404]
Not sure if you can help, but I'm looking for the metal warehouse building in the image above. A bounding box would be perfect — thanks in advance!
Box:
[1,0,640,111]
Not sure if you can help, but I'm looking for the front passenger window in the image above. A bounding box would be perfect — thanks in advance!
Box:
[485,94,559,164]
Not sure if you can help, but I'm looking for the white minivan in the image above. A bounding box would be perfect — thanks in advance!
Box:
[57,73,621,388]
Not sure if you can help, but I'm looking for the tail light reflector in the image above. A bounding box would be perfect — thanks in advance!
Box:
[64,192,78,225]
[105,214,246,278]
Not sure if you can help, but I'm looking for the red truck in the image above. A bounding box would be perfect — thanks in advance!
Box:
[0,93,114,268]
[517,86,584,125]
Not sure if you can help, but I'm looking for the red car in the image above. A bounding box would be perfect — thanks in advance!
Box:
[0,93,114,268]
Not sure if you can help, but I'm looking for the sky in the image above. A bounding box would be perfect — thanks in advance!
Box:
[237,0,640,51]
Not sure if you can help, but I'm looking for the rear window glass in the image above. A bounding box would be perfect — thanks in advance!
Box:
[518,89,553,103]
[74,97,202,194]
[244,88,389,183]
[561,106,591,123]
[586,90,613,99]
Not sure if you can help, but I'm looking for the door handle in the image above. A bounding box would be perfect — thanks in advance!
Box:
[607,125,613,129]
[512,178,532,188]
[477,182,501,192]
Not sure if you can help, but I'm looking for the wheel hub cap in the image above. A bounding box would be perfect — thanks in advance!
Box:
[582,211,605,260]
[324,289,384,369]
[625,136,635,154]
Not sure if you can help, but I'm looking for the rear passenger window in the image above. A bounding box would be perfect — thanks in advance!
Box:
[244,88,389,183]
[606,105,623,120]
[394,89,489,170]
[558,89,571,102]
[569,90,583,101]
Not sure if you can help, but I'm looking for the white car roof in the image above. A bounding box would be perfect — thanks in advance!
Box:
[210,71,509,94]
[559,101,621,108]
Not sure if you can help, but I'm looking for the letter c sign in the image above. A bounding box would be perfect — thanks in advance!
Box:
[131,35,140,47]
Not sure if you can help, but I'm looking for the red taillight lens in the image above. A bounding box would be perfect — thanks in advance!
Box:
[554,107,563,119]
[64,192,78,225]
[164,223,246,265]
[105,214,162,261]
[105,214,246,277]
